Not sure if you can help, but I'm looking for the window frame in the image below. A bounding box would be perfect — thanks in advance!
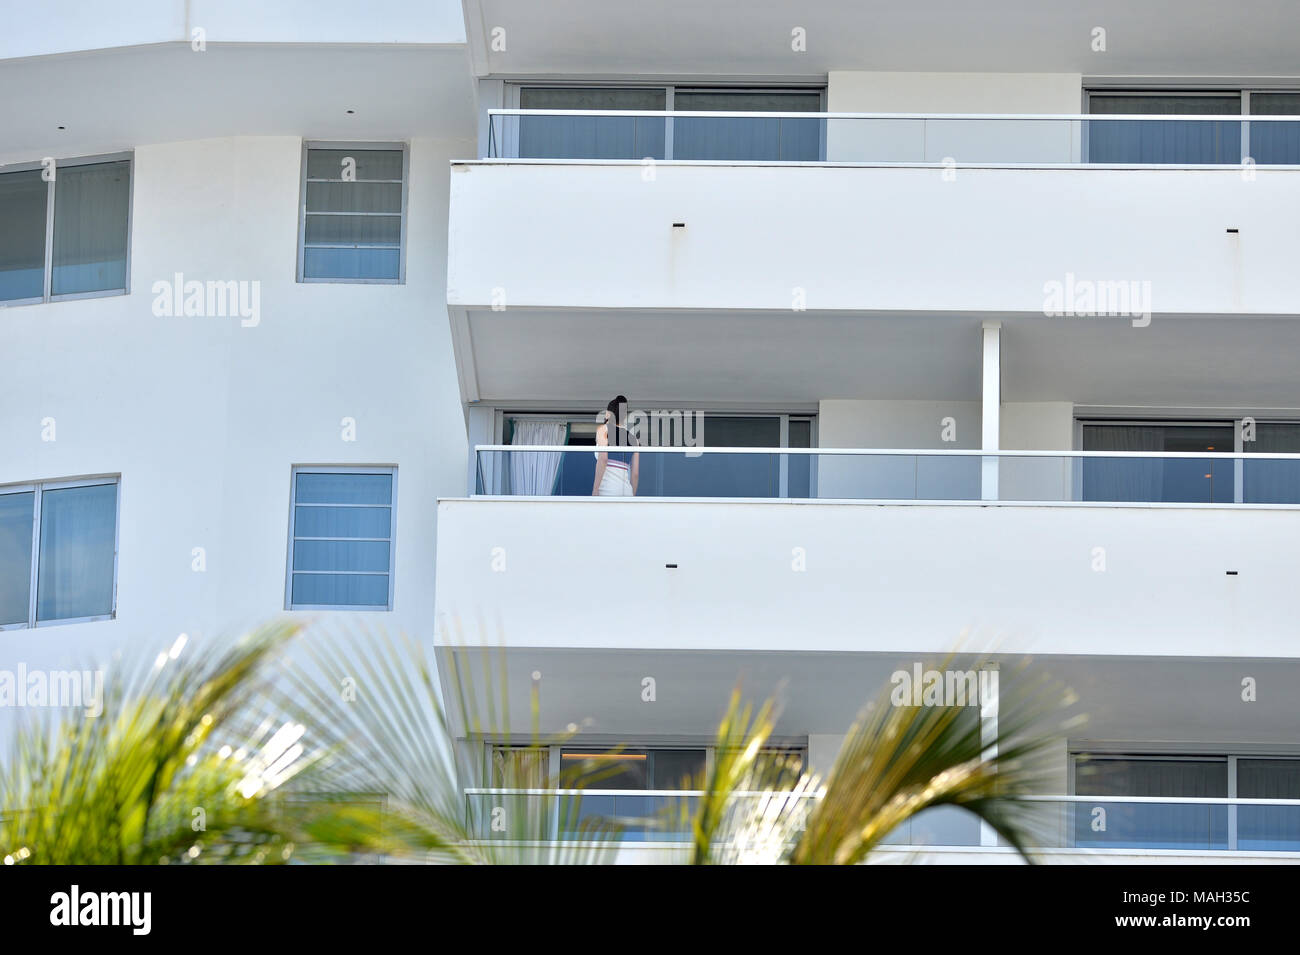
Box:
[0,152,133,308]
[284,465,398,612]
[296,141,410,286]
[0,475,121,631]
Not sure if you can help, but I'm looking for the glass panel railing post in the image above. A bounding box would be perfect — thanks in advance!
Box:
[981,456,999,500]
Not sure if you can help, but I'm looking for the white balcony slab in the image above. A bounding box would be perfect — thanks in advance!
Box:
[435,496,1300,658]
[448,162,1300,317]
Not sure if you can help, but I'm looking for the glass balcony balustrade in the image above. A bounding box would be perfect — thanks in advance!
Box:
[485,111,1300,165]
[474,447,1300,505]
[464,789,1300,852]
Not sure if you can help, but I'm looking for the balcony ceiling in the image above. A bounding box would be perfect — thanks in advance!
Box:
[468,0,1300,79]
[457,308,1300,410]
[0,43,477,165]
[439,646,1300,744]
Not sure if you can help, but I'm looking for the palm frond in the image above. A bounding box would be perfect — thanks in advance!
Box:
[0,623,318,865]
[271,620,623,864]
[789,657,1079,865]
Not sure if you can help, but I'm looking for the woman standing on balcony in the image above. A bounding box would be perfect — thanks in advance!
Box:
[593,395,639,496]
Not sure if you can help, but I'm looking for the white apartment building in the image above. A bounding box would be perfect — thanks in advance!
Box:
[4,1,1300,862]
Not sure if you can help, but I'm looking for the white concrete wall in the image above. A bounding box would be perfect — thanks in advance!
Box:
[1000,401,1076,500]
[0,135,471,697]
[436,497,1300,658]
[0,0,467,59]
[807,733,845,778]
[1002,402,1075,450]
[827,72,1083,115]
[818,400,980,450]
[448,163,1299,316]
[815,400,1075,500]
[826,72,1084,163]
[816,399,980,498]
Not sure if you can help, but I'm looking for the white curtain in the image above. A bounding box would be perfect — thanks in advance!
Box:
[510,420,566,495]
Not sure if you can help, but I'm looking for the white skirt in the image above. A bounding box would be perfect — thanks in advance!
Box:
[597,465,635,496]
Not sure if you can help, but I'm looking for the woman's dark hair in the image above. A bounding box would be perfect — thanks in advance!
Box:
[606,395,628,427]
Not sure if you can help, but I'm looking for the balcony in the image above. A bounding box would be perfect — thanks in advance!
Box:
[435,458,1300,657]
[464,789,1300,859]
[446,115,1300,340]
[473,446,1300,505]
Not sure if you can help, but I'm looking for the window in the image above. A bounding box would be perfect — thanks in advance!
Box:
[1073,753,1300,851]
[1244,422,1300,504]
[1074,754,1229,850]
[298,143,407,283]
[517,88,667,160]
[1086,90,1300,164]
[672,89,824,161]
[508,86,825,161]
[286,467,396,610]
[491,746,550,788]
[0,155,131,305]
[559,748,707,788]
[1238,758,1300,851]
[1079,417,1300,504]
[0,478,119,629]
[1080,421,1235,503]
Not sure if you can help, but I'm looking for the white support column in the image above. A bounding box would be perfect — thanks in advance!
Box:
[979,664,1000,847]
[981,321,1002,501]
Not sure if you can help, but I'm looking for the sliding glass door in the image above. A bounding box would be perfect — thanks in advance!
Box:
[1087,93,1242,164]
[517,87,666,160]
[672,89,823,161]
[1081,423,1235,503]
[511,86,825,162]
[1086,90,1300,165]
[1243,422,1300,504]
[502,412,815,498]
[1237,758,1300,851]
[1248,93,1300,165]
[1074,756,1229,849]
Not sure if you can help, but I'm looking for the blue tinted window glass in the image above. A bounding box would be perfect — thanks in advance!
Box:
[1088,95,1241,164]
[291,573,389,607]
[51,161,130,295]
[674,91,822,161]
[290,471,393,608]
[36,483,117,621]
[0,170,47,302]
[518,88,666,160]
[302,148,404,280]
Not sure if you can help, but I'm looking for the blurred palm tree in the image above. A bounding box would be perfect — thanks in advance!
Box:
[676,662,1080,865]
[1,622,1078,865]
[274,623,622,864]
[0,623,317,865]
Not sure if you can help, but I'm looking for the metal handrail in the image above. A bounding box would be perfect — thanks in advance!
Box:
[468,787,1300,806]
[487,109,1300,122]
[478,445,1300,461]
